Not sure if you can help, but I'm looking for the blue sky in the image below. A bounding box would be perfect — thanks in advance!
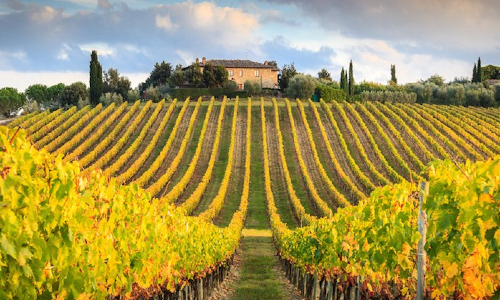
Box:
[1,0,499,90]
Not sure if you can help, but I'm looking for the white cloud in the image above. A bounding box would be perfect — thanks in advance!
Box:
[30,6,59,23]
[123,44,150,57]
[0,71,88,91]
[78,43,115,56]
[56,43,71,60]
[0,50,27,69]
[175,50,194,66]
[155,14,175,30]
[330,40,472,84]
[155,2,260,49]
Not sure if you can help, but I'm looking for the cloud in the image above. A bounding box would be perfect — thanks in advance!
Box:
[30,5,61,23]
[0,0,494,90]
[175,50,195,66]
[155,14,175,30]
[328,39,473,84]
[79,43,115,56]
[261,0,500,53]
[98,0,112,10]
[56,43,71,60]
[259,9,300,27]
[0,50,27,69]
[261,36,337,72]
[0,1,260,76]
[5,0,25,10]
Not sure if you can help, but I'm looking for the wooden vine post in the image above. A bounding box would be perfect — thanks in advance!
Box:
[417,181,429,300]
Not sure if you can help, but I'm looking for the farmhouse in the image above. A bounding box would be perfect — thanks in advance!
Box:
[194,57,280,90]
[487,79,500,86]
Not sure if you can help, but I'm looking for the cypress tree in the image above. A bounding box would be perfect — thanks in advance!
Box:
[473,63,477,83]
[340,68,345,90]
[89,50,103,106]
[477,57,482,83]
[391,64,397,84]
[348,60,355,96]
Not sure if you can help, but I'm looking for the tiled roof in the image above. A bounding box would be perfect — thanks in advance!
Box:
[202,59,280,71]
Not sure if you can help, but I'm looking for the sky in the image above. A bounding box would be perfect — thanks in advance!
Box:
[0,0,499,91]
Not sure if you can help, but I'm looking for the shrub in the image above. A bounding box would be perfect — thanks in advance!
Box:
[361,91,416,103]
[145,85,162,102]
[244,80,262,96]
[99,92,124,106]
[315,84,346,102]
[127,89,141,101]
[286,74,318,100]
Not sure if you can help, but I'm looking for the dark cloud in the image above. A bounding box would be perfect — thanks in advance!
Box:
[261,0,500,54]
[258,9,300,27]
[262,36,337,72]
[5,0,26,10]
[98,0,112,10]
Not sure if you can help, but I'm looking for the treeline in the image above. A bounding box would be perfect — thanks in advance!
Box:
[279,58,500,107]
[0,71,137,118]
[2,54,500,118]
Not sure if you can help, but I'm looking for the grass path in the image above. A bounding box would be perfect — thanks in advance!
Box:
[226,230,302,300]
[210,102,303,300]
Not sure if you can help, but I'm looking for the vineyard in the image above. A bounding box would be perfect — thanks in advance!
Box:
[1,98,499,299]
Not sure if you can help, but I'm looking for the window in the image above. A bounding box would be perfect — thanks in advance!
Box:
[255,70,260,77]
[228,69,234,76]
[239,70,243,77]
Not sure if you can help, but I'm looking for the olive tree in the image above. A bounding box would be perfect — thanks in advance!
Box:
[286,74,318,100]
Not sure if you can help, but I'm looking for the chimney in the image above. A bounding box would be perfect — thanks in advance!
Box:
[196,58,199,64]
[202,57,206,64]
[264,60,268,65]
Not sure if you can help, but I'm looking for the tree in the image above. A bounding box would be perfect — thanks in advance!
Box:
[493,84,500,105]
[279,63,297,92]
[61,82,88,107]
[186,63,203,87]
[214,65,228,87]
[244,80,261,96]
[170,69,185,87]
[472,63,478,83]
[318,68,332,82]
[472,57,483,83]
[203,64,228,88]
[390,64,397,84]
[103,68,131,100]
[477,57,482,83]
[127,89,140,101]
[47,83,66,106]
[423,74,445,86]
[0,87,25,117]
[25,84,49,103]
[100,92,123,106]
[286,74,318,100]
[89,50,103,106]
[482,64,500,80]
[140,61,173,91]
[267,60,278,67]
[144,86,161,102]
[340,68,346,91]
[348,60,355,97]
[203,63,218,88]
